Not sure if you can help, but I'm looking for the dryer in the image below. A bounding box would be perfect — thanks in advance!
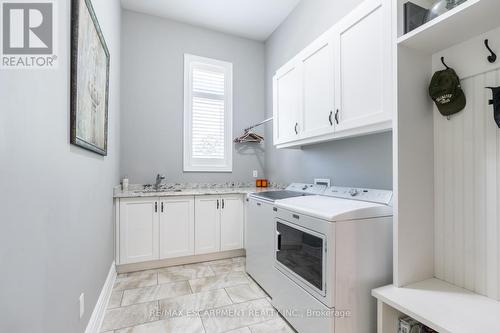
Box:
[272,187,393,333]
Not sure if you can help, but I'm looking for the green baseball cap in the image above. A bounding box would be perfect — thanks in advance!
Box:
[429,68,466,116]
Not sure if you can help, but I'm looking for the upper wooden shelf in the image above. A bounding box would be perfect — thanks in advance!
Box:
[372,278,500,333]
[397,0,500,54]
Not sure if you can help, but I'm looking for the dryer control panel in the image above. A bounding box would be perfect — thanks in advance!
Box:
[286,183,327,195]
[324,186,393,205]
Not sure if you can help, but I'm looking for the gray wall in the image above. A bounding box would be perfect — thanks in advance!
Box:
[0,1,121,332]
[264,0,393,189]
[120,11,266,184]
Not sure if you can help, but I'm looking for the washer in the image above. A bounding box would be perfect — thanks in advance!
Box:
[246,184,325,296]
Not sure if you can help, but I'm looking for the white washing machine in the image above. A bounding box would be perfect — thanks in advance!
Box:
[272,186,393,333]
[246,184,326,297]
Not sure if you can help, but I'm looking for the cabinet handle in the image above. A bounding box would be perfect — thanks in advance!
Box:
[222,199,225,209]
[335,109,339,125]
[161,202,164,213]
[155,202,158,213]
[217,199,220,210]
[294,122,298,135]
[329,111,333,126]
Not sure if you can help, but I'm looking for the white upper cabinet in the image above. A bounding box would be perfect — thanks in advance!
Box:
[220,195,244,251]
[119,198,159,264]
[273,61,301,145]
[301,31,336,139]
[159,197,195,259]
[334,0,391,134]
[273,0,392,149]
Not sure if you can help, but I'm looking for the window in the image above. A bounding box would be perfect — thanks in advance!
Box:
[184,54,233,172]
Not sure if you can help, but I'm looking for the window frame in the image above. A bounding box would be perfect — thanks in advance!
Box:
[183,54,233,172]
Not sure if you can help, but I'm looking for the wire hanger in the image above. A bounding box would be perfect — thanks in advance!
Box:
[233,118,272,144]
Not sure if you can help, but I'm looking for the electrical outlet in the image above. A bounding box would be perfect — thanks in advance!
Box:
[253,170,258,178]
[79,293,85,319]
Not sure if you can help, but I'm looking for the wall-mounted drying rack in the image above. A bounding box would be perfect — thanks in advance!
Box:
[233,117,273,144]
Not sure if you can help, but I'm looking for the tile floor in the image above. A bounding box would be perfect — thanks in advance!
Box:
[101,257,295,333]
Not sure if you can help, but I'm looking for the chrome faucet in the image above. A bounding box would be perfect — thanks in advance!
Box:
[155,174,166,189]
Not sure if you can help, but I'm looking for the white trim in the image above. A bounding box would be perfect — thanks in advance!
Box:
[183,54,233,173]
[85,261,116,333]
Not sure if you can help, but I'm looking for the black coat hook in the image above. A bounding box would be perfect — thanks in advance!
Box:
[441,57,450,70]
[484,39,497,63]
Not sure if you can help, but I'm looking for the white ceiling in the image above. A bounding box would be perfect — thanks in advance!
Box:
[120,0,301,41]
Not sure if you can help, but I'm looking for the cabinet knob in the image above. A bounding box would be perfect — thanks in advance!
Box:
[329,111,333,126]
[217,200,220,209]
[335,109,339,125]
[161,202,164,213]
[155,202,158,213]
[222,199,225,209]
[294,122,299,135]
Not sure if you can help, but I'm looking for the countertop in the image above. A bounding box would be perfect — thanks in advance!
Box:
[113,184,285,198]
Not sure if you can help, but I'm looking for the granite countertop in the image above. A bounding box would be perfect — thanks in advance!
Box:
[113,183,286,198]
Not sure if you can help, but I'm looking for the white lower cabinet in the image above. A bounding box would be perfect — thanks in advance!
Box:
[119,197,160,264]
[195,195,244,254]
[117,194,244,265]
[220,195,244,251]
[194,196,221,255]
[159,197,195,259]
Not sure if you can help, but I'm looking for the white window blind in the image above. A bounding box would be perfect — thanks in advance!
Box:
[184,54,233,172]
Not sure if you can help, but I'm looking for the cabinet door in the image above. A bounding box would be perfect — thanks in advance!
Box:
[334,0,391,133]
[119,198,159,264]
[273,60,302,145]
[195,196,221,255]
[220,195,244,251]
[159,196,195,259]
[300,31,336,138]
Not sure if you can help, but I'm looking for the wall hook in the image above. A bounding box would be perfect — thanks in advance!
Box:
[484,39,497,63]
[441,57,450,70]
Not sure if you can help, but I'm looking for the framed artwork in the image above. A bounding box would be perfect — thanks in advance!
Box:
[70,0,110,156]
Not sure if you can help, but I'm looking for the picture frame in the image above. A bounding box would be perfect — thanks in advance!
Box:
[70,0,110,156]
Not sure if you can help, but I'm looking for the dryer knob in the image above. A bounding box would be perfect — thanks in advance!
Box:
[349,189,360,197]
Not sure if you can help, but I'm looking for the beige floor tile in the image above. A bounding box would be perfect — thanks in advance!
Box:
[100,301,159,331]
[189,272,250,293]
[121,281,192,306]
[209,261,245,275]
[200,298,277,333]
[158,289,232,316]
[248,318,295,333]
[157,264,215,284]
[108,290,124,309]
[114,273,157,291]
[115,315,205,333]
[225,283,265,303]
[226,328,252,333]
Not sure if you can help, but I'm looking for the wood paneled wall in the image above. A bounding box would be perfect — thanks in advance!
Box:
[434,68,500,300]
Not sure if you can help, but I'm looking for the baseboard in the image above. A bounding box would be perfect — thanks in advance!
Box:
[116,249,245,274]
[85,261,116,333]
